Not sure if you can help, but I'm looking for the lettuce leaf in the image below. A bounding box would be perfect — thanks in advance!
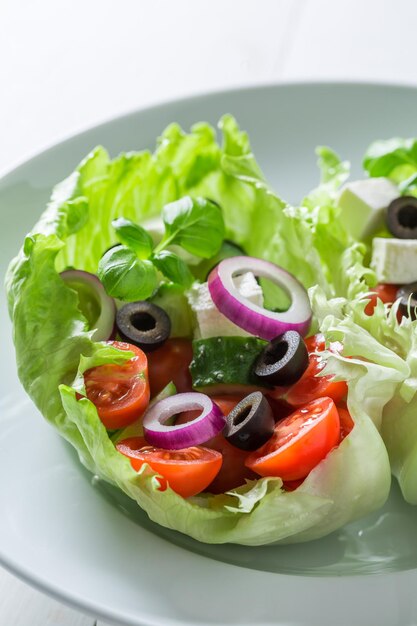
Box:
[311,281,417,504]
[363,137,417,183]
[5,116,392,544]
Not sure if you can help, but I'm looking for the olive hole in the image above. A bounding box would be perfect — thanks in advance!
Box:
[398,205,417,229]
[264,341,288,366]
[233,405,252,426]
[131,312,156,332]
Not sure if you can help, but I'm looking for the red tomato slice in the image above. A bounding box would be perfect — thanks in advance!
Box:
[245,397,341,481]
[84,341,149,430]
[364,283,398,316]
[337,405,355,441]
[268,333,347,407]
[205,433,258,493]
[212,395,244,415]
[147,339,193,397]
[201,384,269,396]
[116,436,222,498]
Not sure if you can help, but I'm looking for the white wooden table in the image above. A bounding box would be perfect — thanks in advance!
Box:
[2,0,417,623]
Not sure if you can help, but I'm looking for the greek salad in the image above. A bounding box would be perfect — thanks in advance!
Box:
[9,115,415,546]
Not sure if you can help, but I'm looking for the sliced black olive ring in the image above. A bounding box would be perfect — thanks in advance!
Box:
[116,301,171,352]
[223,392,275,451]
[253,330,309,386]
[387,196,417,239]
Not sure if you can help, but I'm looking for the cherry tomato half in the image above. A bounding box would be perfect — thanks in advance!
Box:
[364,284,398,316]
[84,341,150,430]
[269,334,348,407]
[116,436,222,498]
[147,339,193,397]
[245,397,341,481]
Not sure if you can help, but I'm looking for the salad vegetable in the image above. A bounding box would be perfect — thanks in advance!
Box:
[302,134,417,507]
[84,341,150,430]
[190,336,268,391]
[6,115,397,545]
[207,256,312,339]
[142,392,225,449]
[245,397,342,481]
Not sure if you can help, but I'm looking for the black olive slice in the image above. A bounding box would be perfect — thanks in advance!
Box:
[116,301,171,352]
[253,331,309,386]
[397,282,417,320]
[223,392,275,451]
[387,196,417,239]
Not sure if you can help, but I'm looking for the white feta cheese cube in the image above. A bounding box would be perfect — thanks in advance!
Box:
[337,178,398,240]
[371,237,417,284]
[187,272,264,339]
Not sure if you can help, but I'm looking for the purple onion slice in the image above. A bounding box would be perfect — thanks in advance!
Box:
[142,392,225,449]
[208,256,311,340]
[60,269,116,341]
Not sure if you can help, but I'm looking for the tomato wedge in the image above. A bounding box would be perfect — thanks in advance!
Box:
[245,397,341,481]
[364,283,398,316]
[338,405,355,441]
[147,339,193,397]
[116,436,222,498]
[84,341,150,430]
[269,333,347,407]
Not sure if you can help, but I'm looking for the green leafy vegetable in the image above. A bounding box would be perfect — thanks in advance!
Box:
[311,280,417,505]
[152,250,194,287]
[112,217,154,258]
[399,173,417,198]
[363,137,417,182]
[97,245,158,301]
[99,196,224,299]
[161,196,225,258]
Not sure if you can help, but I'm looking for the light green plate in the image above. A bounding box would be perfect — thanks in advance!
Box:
[2,83,417,626]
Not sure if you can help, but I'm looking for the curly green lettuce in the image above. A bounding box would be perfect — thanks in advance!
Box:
[5,116,392,544]
[312,280,417,506]
[310,136,417,505]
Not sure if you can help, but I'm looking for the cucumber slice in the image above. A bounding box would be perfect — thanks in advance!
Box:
[190,336,269,390]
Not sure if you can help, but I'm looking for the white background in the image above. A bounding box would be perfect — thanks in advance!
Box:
[2,0,417,623]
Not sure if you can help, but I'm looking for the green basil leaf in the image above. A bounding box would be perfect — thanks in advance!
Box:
[162,196,225,258]
[112,217,153,258]
[152,250,194,287]
[98,245,157,301]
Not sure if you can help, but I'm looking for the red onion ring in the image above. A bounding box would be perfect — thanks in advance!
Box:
[60,269,116,341]
[208,256,311,340]
[142,392,225,449]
